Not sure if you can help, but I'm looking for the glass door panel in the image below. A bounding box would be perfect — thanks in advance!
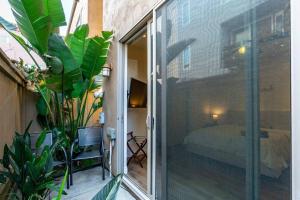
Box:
[155,0,291,199]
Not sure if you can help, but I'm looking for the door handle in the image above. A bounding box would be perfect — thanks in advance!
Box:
[146,114,151,129]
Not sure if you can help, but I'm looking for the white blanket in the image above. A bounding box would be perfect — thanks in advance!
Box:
[184,125,290,177]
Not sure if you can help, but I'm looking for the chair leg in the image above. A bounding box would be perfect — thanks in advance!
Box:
[67,165,70,189]
[70,160,73,186]
[102,157,105,181]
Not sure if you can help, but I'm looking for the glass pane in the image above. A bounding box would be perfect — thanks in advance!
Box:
[257,1,291,199]
[155,0,291,199]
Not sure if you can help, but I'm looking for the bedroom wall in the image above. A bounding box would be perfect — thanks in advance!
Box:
[168,57,290,146]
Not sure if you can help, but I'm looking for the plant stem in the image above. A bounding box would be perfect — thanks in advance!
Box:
[76,91,89,128]
[54,92,63,128]
[35,85,55,127]
[81,91,89,125]
[66,100,73,134]
[84,97,97,126]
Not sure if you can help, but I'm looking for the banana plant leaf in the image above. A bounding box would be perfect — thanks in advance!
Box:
[45,68,82,92]
[91,174,123,200]
[48,34,80,73]
[71,80,89,98]
[8,0,52,54]
[46,34,82,92]
[36,86,51,116]
[65,24,89,65]
[43,0,66,28]
[81,31,113,79]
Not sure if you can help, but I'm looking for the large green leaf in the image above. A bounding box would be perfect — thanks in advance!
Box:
[34,146,52,174]
[52,169,68,200]
[101,31,113,41]
[36,87,51,116]
[71,80,89,98]
[81,35,112,79]
[8,0,52,53]
[45,67,82,92]
[65,24,89,65]
[92,174,123,200]
[35,130,47,149]
[47,34,82,92]
[48,34,79,73]
[2,145,10,168]
[44,0,66,28]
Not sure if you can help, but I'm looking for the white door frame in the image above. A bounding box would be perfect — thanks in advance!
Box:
[117,21,156,200]
[291,0,300,199]
[146,20,154,195]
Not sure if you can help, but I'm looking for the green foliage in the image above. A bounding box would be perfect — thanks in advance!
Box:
[6,0,113,155]
[0,122,56,200]
[43,0,66,28]
[36,86,51,116]
[8,0,51,54]
[51,169,68,200]
[65,25,89,65]
[92,174,123,200]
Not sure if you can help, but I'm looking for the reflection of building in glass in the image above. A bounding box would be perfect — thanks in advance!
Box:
[165,0,290,82]
[222,0,290,71]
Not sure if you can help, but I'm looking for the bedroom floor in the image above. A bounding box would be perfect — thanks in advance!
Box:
[167,146,290,200]
[127,156,147,192]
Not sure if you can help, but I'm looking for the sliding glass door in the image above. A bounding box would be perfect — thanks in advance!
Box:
[155,0,291,199]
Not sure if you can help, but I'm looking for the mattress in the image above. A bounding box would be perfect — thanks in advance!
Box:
[183,125,290,178]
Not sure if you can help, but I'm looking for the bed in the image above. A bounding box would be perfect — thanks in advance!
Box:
[183,125,290,178]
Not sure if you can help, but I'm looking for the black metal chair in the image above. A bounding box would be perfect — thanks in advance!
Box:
[70,127,105,186]
[30,131,69,189]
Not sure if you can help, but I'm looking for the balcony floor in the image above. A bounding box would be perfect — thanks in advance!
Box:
[60,167,136,200]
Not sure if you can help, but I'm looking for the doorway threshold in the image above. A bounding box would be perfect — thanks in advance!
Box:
[123,176,152,200]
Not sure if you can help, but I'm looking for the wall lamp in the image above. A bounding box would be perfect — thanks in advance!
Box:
[102,64,112,78]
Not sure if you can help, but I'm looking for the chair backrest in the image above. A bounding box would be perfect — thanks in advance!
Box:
[78,127,103,147]
[30,131,53,150]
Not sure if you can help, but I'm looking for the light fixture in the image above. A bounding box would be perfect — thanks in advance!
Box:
[238,46,246,55]
[94,88,103,98]
[102,64,112,77]
[212,114,219,120]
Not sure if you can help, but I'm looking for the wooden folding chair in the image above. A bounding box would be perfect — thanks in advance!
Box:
[127,131,147,168]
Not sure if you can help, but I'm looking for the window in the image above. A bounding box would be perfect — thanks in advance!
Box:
[181,0,190,26]
[182,46,191,69]
[232,27,250,45]
[274,11,284,34]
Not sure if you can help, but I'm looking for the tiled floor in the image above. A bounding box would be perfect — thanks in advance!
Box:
[57,167,136,200]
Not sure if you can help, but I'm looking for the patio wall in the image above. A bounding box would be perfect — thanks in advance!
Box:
[103,0,160,174]
[0,50,40,159]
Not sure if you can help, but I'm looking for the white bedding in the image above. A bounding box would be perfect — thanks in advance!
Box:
[183,125,290,177]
